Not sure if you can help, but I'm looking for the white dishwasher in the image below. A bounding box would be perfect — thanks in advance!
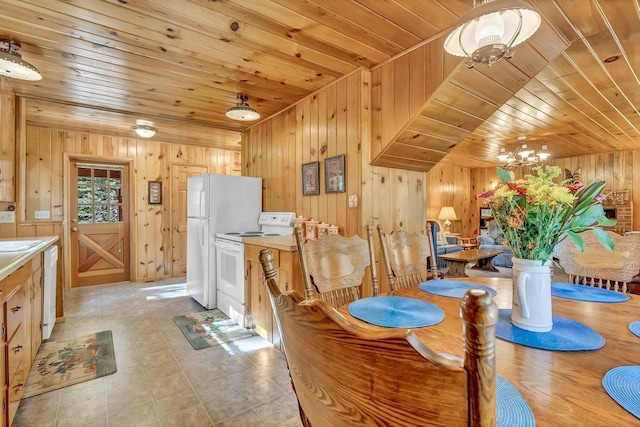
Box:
[42,245,58,340]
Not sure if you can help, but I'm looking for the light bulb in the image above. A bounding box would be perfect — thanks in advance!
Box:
[475,12,505,47]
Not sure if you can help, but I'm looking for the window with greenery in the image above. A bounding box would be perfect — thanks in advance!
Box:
[77,166,123,224]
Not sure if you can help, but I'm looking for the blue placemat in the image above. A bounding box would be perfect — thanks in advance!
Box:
[347,296,444,328]
[603,366,640,419]
[630,321,640,338]
[551,282,630,303]
[495,309,605,351]
[497,375,535,427]
[419,279,497,298]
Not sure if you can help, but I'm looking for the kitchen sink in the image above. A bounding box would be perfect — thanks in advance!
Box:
[0,239,43,252]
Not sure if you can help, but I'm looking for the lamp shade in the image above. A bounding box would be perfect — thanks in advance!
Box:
[226,95,260,121]
[0,39,42,81]
[132,120,157,138]
[444,0,541,68]
[438,207,459,221]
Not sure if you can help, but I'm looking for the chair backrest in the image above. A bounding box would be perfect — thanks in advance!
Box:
[377,224,438,291]
[555,229,640,293]
[294,226,378,307]
[258,248,497,427]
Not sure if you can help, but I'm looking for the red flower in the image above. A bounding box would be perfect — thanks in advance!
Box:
[507,182,527,196]
[565,182,584,193]
[476,189,494,199]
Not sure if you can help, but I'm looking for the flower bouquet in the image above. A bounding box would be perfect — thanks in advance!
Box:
[477,165,615,332]
[477,166,615,263]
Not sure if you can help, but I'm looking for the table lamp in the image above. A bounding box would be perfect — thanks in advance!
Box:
[438,206,458,234]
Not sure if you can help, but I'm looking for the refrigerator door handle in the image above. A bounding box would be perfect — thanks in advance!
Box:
[199,189,206,217]
[199,221,205,249]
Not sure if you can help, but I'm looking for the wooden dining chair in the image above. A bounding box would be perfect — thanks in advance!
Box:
[377,223,441,291]
[259,248,498,427]
[554,229,640,293]
[294,226,379,307]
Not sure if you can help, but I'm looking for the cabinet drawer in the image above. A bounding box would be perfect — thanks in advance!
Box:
[8,360,25,403]
[7,325,26,385]
[1,260,31,296]
[5,285,25,341]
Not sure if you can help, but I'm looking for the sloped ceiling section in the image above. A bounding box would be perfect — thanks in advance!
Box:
[371,18,569,172]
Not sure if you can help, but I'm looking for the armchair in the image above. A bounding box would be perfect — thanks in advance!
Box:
[426,220,463,269]
[477,221,514,269]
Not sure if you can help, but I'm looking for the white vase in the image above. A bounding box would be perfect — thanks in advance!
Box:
[511,257,553,332]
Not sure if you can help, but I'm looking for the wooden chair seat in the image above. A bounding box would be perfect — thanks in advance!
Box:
[294,226,378,307]
[259,248,498,427]
[377,223,442,292]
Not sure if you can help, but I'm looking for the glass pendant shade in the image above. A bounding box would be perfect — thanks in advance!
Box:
[0,40,42,81]
[226,95,260,121]
[444,0,541,68]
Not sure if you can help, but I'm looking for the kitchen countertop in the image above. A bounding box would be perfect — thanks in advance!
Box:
[0,236,59,282]
[242,235,297,252]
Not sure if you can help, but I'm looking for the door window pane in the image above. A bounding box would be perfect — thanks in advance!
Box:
[76,165,124,223]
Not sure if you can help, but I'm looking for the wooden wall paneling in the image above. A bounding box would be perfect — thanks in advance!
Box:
[310,92,324,224]
[393,54,410,133]
[317,88,329,221]
[51,131,64,222]
[322,85,335,223]
[346,72,362,235]
[335,78,348,234]
[370,68,383,159]
[0,78,15,203]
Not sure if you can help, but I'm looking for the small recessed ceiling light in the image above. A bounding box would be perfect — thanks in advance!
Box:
[603,55,620,63]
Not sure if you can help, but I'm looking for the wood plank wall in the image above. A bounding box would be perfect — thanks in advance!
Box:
[21,127,240,284]
[425,164,473,236]
[0,79,16,216]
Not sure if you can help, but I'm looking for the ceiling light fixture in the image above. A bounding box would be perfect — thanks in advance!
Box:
[497,136,550,168]
[132,120,157,138]
[444,0,541,69]
[0,39,42,81]
[226,94,260,121]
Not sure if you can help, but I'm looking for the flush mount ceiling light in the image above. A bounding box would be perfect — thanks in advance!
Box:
[0,39,42,81]
[226,94,260,121]
[132,120,157,138]
[444,0,541,69]
[497,135,550,168]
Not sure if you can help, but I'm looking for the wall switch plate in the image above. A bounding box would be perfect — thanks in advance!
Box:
[0,211,15,223]
[348,195,358,208]
[35,210,50,220]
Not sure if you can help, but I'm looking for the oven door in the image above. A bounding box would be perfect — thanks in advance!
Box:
[214,237,246,325]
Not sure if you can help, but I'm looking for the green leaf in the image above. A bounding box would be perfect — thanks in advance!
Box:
[574,181,605,206]
[566,230,585,251]
[571,204,604,228]
[597,216,616,227]
[497,168,512,183]
[592,228,615,250]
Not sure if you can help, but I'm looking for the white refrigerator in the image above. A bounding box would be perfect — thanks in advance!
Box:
[186,174,262,309]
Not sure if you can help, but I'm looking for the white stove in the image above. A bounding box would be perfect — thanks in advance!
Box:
[214,212,295,326]
[216,212,296,242]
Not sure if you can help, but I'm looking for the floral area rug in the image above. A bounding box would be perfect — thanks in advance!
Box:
[23,330,117,398]
[174,309,255,350]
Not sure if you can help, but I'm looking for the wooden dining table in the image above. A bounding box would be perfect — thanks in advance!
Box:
[342,277,640,426]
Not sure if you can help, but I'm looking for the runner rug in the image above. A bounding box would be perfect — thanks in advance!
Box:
[174,309,255,350]
[23,330,117,398]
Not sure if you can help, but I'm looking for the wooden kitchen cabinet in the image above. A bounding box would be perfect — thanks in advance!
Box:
[1,254,43,426]
[245,243,303,348]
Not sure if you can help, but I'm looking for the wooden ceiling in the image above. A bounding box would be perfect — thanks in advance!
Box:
[1,1,639,165]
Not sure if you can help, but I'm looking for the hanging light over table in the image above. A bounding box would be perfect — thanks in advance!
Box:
[0,39,42,81]
[226,94,260,121]
[497,136,550,168]
[444,0,541,69]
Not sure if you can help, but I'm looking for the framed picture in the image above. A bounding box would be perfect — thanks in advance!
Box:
[148,181,162,204]
[324,154,345,193]
[480,208,492,218]
[302,161,320,196]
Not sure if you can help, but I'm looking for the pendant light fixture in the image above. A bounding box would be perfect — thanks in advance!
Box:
[444,0,541,69]
[0,39,42,81]
[226,94,260,121]
[497,136,550,168]
[132,119,157,138]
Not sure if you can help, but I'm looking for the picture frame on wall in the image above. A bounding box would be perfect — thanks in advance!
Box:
[148,181,162,204]
[302,161,320,196]
[325,154,345,193]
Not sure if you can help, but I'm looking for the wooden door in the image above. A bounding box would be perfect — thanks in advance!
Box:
[170,165,207,276]
[70,162,130,287]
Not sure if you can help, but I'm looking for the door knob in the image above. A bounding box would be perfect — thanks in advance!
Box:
[71,226,78,232]
[71,218,78,223]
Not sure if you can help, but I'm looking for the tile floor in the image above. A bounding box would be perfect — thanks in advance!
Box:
[13,278,304,427]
